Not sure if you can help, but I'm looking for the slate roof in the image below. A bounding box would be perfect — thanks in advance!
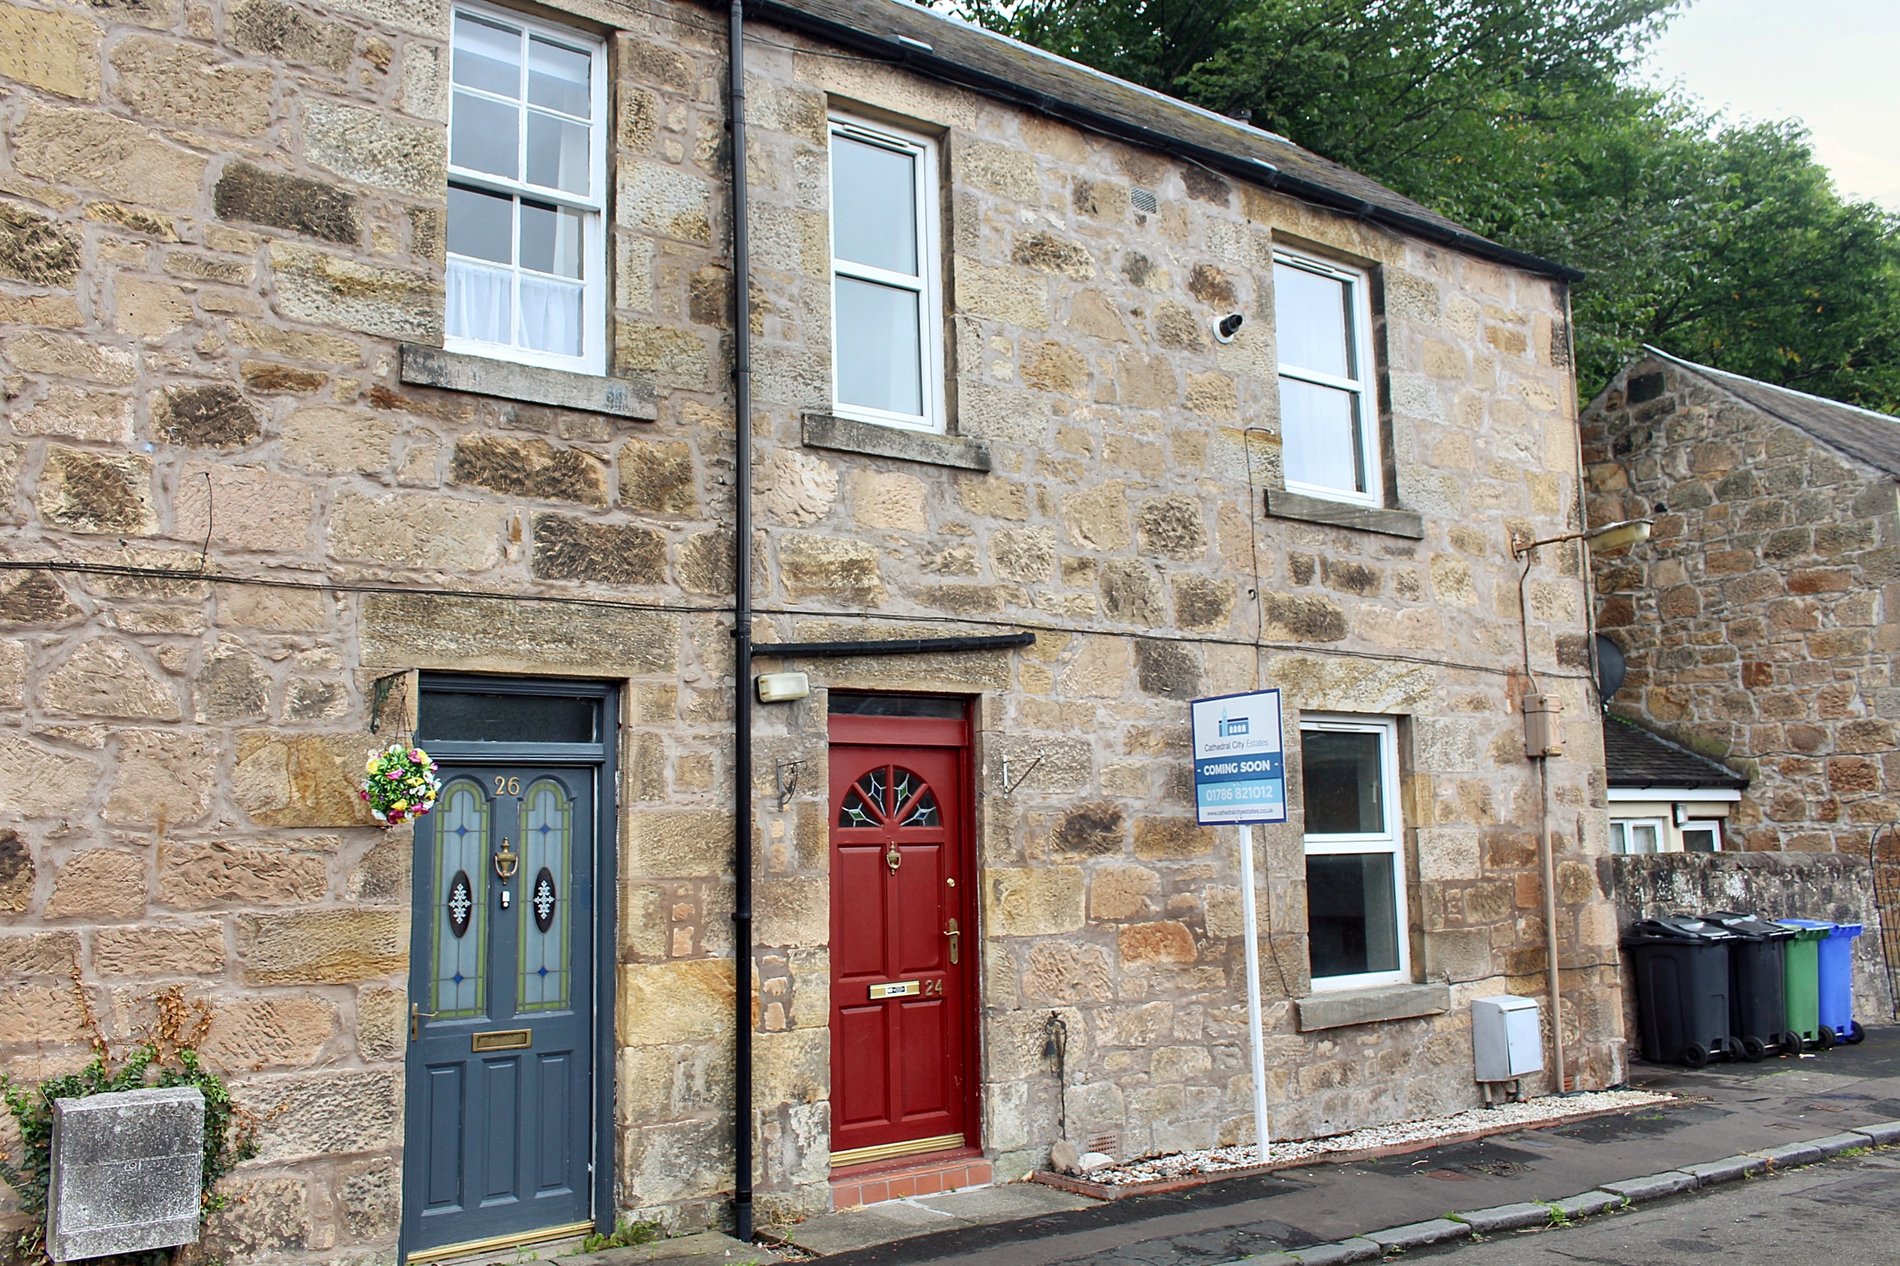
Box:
[1602,713,1748,791]
[753,0,1579,280]
[1644,346,1900,480]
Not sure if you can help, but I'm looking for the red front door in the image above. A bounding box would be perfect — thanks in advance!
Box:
[828,708,975,1165]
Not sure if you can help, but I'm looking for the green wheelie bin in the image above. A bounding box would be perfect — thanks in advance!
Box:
[1777,919,1831,1049]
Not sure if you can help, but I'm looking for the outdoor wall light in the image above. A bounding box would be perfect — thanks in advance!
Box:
[754,672,809,703]
[1214,312,1245,343]
[1511,516,1653,559]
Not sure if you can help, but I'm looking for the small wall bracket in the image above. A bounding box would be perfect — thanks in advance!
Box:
[774,759,803,811]
[1001,752,1045,796]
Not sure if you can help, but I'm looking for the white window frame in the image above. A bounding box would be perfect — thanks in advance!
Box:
[445,1,608,375]
[827,113,945,434]
[1274,249,1381,507]
[1679,820,1724,853]
[1610,817,1667,855]
[1300,714,1410,990]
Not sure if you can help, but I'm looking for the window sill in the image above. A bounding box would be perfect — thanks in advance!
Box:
[1295,981,1450,1032]
[802,413,992,472]
[1264,488,1424,539]
[399,345,656,421]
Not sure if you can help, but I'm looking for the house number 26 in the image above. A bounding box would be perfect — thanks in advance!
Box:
[492,775,522,795]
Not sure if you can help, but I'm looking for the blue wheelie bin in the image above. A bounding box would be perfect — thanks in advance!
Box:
[1815,921,1865,1045]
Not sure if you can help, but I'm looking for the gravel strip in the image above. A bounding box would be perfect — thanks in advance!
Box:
[1079,1089,1672,1185]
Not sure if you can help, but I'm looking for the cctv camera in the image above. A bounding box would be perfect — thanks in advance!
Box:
[1215,313,1244,343]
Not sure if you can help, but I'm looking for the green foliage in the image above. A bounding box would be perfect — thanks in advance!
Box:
[934,0,1900,413]
[0,1045,258,1263]
[580,1219,661,1252]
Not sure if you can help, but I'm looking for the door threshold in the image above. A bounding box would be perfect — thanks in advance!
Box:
[830,1149,991,1210]
[405,1219,595,1265]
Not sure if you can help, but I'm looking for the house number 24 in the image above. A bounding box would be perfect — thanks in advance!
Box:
[492,775,522,795]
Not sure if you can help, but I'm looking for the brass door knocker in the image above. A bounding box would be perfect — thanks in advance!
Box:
[495,837,519,907]
[885,844,901,873]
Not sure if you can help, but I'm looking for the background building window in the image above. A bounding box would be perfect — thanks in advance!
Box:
[1274,250,1379,505]
[1301,715,1408,989]
[446,4,606,373]
[828,115,943,433]
[1610,818,1666,855]
[1680,821,1723,853]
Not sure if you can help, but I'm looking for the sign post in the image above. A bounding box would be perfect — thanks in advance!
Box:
[1190,690,1287,1165]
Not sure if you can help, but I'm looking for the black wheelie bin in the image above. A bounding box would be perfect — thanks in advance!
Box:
[1701,911,1801,1058]
[1624,916,1740,1067]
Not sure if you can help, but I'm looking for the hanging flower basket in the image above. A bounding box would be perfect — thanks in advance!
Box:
[360,743,442,827]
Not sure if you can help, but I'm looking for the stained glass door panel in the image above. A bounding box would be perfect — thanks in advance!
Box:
[404,763,595,1255]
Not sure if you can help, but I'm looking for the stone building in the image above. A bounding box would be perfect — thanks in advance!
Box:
[1583,348,1900,854]
[2,0,1621,1260]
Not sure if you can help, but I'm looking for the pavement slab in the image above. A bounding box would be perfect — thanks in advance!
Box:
[784,1034,1900,1266]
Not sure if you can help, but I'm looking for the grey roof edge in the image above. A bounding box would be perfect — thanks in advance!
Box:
[1602,712,1749,791]
[1637,345,1900,479]
[750,0,1584,283]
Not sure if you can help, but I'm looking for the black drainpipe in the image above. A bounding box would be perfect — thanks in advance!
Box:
[727,0,756,1243]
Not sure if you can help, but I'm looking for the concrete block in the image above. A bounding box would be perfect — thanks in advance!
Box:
[1287,1240,1382,1266]
[48,1086,204,1261]
[1456,1202,1556,1234]
[1227,1254,1298,1266]
[1550,1190,1626,1220]
[1682,1154,1767,1186]
[1365,1218,1471,1250]
[1600,1171,1696,1202]
[1852,1120,1900,1146]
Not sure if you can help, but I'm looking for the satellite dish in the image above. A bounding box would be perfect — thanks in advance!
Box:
[1595,634,1626,703]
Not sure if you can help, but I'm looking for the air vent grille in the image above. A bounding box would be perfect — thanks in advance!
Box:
[1130,187,1158,215]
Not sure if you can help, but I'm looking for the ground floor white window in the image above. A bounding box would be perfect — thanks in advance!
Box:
[1679,820,1723,853]
[1301,714,1408,989]
[1610,818,1666,855]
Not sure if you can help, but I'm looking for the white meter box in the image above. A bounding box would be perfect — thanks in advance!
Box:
[1472,994,1543,1081]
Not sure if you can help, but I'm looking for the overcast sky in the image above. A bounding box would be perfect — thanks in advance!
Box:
[1640,0,1900,208]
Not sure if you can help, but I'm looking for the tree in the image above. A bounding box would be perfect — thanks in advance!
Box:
[934,0,1900,412]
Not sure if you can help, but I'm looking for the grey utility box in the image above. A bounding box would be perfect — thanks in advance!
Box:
[1472,994,1544,1082]
[47,1085,204,1263]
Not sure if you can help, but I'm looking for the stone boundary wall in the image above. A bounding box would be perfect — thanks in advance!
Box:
[1607,851,1895,1029]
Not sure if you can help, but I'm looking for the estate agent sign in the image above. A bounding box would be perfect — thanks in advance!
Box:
[1190,689,1287,825]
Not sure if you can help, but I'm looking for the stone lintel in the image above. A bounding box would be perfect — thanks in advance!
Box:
[1263,488,1425,539]
[49,1085,204,1261]
[399,343,657,420]
[1294,981,1450,1032]
[802,412,993,472]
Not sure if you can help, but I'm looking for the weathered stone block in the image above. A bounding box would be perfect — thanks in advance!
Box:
[233,732,376,828]
[48,1086,204,1262]
[0,201,82,286]
[987,867,1084,936]
[13,104,209,209]
[154,384,262,449]
[269,242,439,339]
[453,435,609,506]
[230,0,357,73]
[304,100,446,194]
[214,160,359,243]
[618,960,735,1047]
[111,36,273,136]
[37,446,155,533]
[236,909,407,985]
[363,592,679,674]
[0,6,103,100]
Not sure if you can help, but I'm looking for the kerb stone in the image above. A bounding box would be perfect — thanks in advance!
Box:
[1364,1218,1470,1250]
[1599,1171,1696,1201]
[1550,1190,1623,1220]
[1455,1201,1556,1233]
[1682,1154,1766,1186]
[1286,1239,1381,1265]
[49,1086,204,1261]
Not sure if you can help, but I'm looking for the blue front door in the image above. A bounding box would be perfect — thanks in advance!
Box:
[403,760,597,1258]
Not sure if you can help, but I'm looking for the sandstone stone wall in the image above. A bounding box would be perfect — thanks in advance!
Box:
[1582,355,1900,853]
[2,0,1618,1254]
